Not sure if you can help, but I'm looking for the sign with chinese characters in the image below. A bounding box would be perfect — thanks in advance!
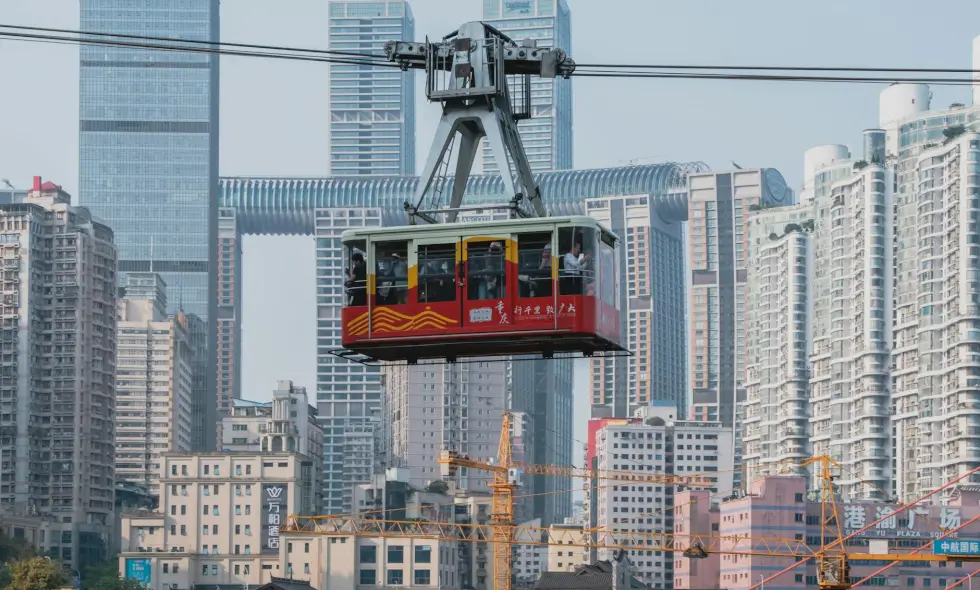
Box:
[934,539,980,556]
[124,559,151,585]
[503,0,533,16]
[841,504,963,539]
[262,483,289,554]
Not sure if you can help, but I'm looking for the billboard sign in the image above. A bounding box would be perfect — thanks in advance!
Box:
[262,483,289,554]
[124,559,151,585]
[503,0,533,16]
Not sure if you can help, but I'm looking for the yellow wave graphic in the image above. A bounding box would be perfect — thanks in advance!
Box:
[347,307,458,336]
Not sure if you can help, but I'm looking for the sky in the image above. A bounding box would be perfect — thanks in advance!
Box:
[2,0,980,453]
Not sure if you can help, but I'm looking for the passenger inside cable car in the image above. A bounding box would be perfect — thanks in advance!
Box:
[345,249,367,307]
[468,240,506,301]
[375,242,408,305]
[517,233,552,298]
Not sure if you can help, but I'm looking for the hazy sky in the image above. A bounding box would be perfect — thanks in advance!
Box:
[2,0,980,453]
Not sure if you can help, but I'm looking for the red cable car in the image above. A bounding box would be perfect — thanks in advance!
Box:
[338,216,624,363]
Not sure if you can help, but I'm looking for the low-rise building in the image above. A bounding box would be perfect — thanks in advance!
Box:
[219,381,323,513]
[546,522,590,573]
[118,453,314,589]
[673,475,980,590]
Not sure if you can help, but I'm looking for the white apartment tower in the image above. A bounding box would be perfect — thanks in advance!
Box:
[385,362,507,493]
[0,177,117,569]
[742,205,814,483]
[591,403,732,589]
[899,133,980,496]
[220,380,324,514]
[115,273,194,498]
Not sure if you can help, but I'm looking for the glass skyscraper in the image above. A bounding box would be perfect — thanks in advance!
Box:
[79,0,220,449]
[481,0,573,172]
[328,1,416,176]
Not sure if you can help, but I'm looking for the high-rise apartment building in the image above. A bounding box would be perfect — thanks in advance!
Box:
[586,194,688,417]
[686,169,792,487]
[220,380,324,515]
[327,0,415,176]
[216,208,242,420]
[481,0,572,172]
[0,178,117,569]
[742,205,814,484]
[115,273,194,499]
[79,0,220,451]
[591,403,733,590]
[385,362,507,493]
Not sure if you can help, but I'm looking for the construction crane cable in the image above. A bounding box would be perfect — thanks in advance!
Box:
[748,463,980,590]
[945,567,980,590]
[570,70,979,85]
[575,62,980,74]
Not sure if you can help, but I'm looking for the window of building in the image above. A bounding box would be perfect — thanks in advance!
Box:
[359,570,376,585]
[388,546,404,564]
[415,545,431,563]
[359,545,377,564]
[414,570,431,585]
[387,570,404,585]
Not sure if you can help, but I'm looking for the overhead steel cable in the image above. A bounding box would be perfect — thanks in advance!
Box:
[4,23,980,85]
[0,29,401,69]
[0,22,386,60]
[571,69,980,85]
[575,61,980,74]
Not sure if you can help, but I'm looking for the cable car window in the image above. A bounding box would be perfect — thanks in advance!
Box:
[467,240,506,301]
[558,227,595,295]
[419,243,457,303]
[598,238,616,306]
[375,241,408,306]
[343,239,367,308]
[517,232,553,298]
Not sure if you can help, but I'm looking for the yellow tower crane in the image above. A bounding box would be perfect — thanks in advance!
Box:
[436,412,714,590]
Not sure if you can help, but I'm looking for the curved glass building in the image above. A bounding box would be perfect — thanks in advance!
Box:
[217,161,707,513]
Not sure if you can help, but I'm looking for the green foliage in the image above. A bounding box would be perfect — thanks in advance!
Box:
[424,480,449,495]
[853,160,868,170]
[5,557,66,590]
[943,124,967,143]
[801,219,816,232]
[80,559,144,590]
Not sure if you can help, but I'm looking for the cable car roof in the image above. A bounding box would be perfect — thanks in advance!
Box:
[340,215,616,241]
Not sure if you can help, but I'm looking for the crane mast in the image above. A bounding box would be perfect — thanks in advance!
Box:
[384,21,576,223]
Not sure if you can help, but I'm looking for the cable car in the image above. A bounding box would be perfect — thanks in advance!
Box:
[338,216,623,363]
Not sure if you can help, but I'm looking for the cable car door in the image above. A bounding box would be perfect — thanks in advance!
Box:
[413,237,463,337]
[461,236,514,332]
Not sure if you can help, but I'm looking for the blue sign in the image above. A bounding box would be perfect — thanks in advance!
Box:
[124,558,151,585]
[934,540,980,556]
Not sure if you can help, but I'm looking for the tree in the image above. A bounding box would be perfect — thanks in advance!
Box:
[81,559,145,590]
[853,160,868,171]
[943,124,967,143]
[5,557,65,590]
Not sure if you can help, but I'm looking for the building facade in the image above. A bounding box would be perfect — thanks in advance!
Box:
[217,207,242,419]
[220,381,324,515]
[741,205,814,484]
[546,522,590,573]
[591,403,733,590]
[481,0,573,172]
[327,0,415,176]
[673,475,980,590]
[115,273,195,498]
[686,168,793,488]
[0,178,117,569]
[79,0,220,451]
[385,362,507,494]
[118,453,315,589]
[586,194,688,418]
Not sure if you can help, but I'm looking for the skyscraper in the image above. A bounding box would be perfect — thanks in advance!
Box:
[0,178,117,569]
[327,0,416,176]
[79,0,220,450]
[686,169,792,487]
[587,194,688,417]
[481,0,572,172]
